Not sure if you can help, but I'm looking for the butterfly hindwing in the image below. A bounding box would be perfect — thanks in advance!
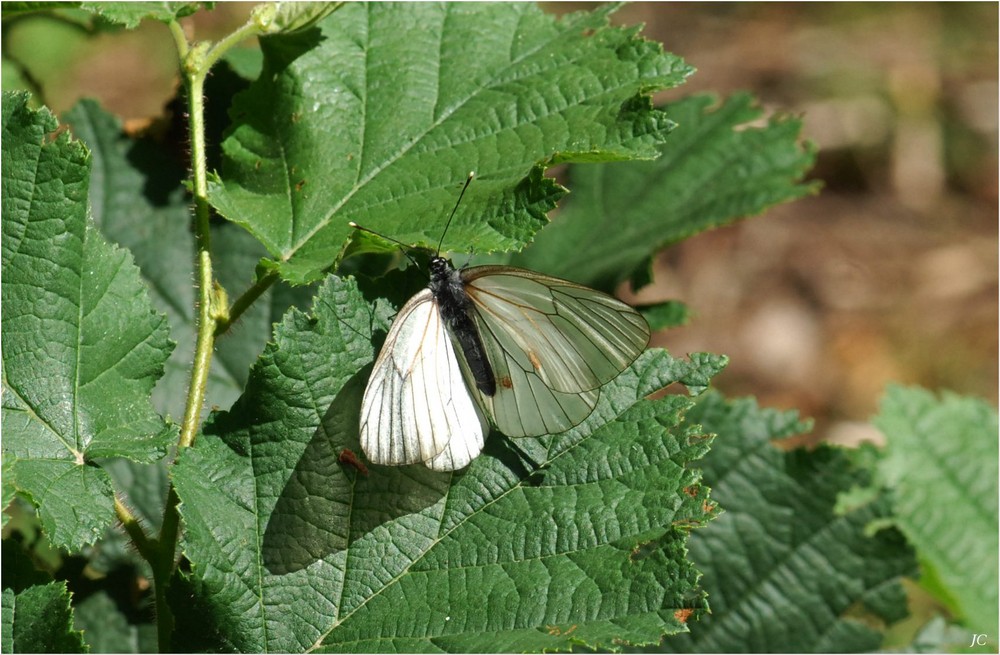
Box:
[358,289,487,470]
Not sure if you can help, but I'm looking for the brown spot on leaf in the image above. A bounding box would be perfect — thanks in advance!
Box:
[674,608,694,623]
[545,625,577,636]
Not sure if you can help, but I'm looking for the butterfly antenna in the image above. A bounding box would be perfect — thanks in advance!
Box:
[436,171,475,256]
[348,222,422,270]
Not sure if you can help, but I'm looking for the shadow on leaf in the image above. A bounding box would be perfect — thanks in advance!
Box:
[261,367,449,574]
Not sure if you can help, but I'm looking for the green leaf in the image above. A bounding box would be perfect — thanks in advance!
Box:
[873,385,999,637]
[58,97,315,577]
[1,92,174,550]
[662,393,916,652]
[61,98,313,423]
[513,93,819,290]
[640,300,691,331]
[223,46,264,81]
[59,98,194,422]
[73,590,156,654]
[208,2,693,285]
[78,1,201,28]
[58,99,314,575]
[171,274,724,652]
[0,590,8,654]
[1,582,86,653]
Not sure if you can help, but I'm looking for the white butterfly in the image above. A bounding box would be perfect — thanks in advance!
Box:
[354,181,649,472]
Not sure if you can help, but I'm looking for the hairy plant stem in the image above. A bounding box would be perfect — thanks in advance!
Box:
[167,18,189,60]
[150,58,213,655]
[114,496,154,561]
[149,18,263,652]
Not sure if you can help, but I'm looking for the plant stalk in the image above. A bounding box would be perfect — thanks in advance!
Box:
[145,15,266,652]
[153,33,218,654]
[114,495,154,561]
[215,269,279,336]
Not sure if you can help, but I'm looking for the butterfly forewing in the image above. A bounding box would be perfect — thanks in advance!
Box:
[463,267,650,393]
[359,290,486,469]
[461,266,649,438]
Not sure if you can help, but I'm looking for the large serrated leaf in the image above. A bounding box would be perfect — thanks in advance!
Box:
[1,91,174,551]
[874,385,999,638]
[60,98,315,423]
[661,393,916,653]
[514,93,818,290]
[208,2,692,285]
[2,528,81,650]
[60,98,195,422]
[56,99,316,578]
[170,275,725,652]
[1,583,86,653]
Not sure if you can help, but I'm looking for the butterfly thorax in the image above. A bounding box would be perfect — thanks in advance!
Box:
[427,257,465,303]
[428,257,497,396]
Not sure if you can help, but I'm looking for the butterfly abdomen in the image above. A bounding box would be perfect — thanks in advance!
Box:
[428,257,497,397]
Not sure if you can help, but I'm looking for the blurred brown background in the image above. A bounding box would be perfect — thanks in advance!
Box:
[614,3,998,445]
[5,2,997,443]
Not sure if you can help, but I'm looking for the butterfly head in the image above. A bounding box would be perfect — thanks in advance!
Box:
[428,255,454,279]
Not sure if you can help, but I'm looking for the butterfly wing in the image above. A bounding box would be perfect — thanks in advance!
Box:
[359,289,487,471]
[462,266,649,437]
[465,345,601,437]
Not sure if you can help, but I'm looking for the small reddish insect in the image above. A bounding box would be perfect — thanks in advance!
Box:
[338,448,369,476]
